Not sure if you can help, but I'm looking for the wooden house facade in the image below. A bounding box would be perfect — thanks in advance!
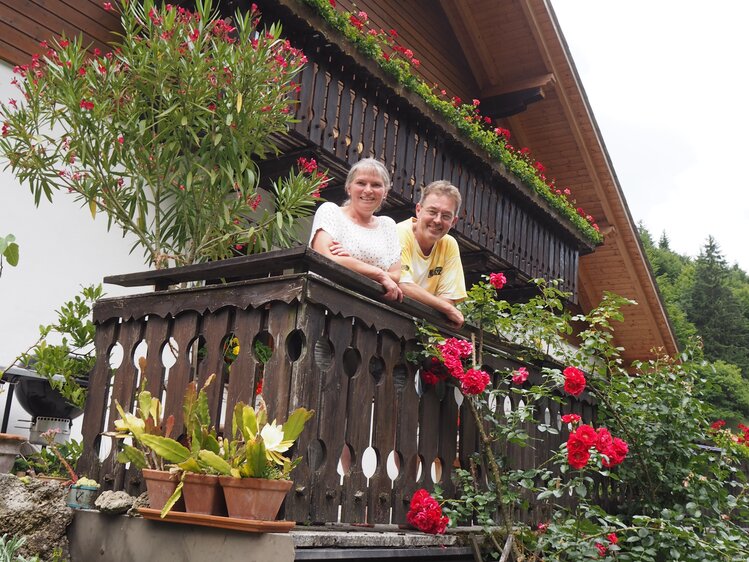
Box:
[0,0,678,533]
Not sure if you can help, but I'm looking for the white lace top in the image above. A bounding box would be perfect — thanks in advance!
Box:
[309,202,401,271]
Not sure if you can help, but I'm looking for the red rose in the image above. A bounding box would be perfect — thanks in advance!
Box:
[561,413,581,425]
[710,420,726,430]
[563,366,586,396]
[567,446,590,470]
[460,368,490,396]
[595,542,607,557]
[607,532,618,544]
[574,424,598,449]
[594,427,613,454]
[604,437,628,467]
[566,433,588,454]
[511,367,529,385]
[407,489,448,534]
[489,272,507,289]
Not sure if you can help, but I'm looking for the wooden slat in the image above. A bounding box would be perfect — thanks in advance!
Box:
[222,307,263,431]
[162,312,200,433]
[195,308,232,424]
[309,313,353,522]
[340,319,377,523]
[285,301,327,522]
[367,330,400,523]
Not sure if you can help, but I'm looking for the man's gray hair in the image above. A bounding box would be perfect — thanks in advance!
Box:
[419,180,462,214]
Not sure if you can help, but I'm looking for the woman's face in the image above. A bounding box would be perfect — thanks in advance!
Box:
[347,168,388,215]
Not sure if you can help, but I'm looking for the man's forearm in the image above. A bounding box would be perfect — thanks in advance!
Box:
[400,282,455,314]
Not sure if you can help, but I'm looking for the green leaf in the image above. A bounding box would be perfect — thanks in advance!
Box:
[198,450,232,475]
[245,439,267,478]
[160,480,183,518]
[3,242,19,266]
[282,407,314,443]
[139,434,191,464]
[116,445,148,469]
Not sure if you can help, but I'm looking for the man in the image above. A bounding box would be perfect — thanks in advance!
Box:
[397,181,466,327]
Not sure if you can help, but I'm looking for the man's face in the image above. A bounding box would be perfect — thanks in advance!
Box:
[413,193,459,250]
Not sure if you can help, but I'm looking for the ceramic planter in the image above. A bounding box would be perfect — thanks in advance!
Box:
[219,477,292,520]
[142,468,185,512]
[66,485,100,509]
[181,473,226,516]
[0,433,25,473]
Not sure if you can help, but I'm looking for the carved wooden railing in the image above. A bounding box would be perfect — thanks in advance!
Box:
[77,248,617,525]
[254,0,590,301]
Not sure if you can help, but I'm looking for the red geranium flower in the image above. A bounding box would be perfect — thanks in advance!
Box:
[563,366,586,396]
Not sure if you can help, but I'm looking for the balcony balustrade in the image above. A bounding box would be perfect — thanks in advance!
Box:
[77,248,617,525]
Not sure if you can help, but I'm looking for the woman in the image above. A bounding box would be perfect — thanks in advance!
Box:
[309,158,402,301]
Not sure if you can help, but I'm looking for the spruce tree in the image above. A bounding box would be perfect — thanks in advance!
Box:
[686,237,749,376]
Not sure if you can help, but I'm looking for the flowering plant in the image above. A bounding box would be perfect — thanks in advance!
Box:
[0,0,328,268]
[406,489,449,534]
[112,375,232,481]
[216,396,314,480]
[420,277,749,559]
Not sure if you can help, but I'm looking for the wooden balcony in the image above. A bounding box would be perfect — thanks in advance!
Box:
[251,0,595,302]
[77,249,614,526]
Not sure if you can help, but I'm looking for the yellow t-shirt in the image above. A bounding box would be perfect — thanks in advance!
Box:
[397,219,467,301]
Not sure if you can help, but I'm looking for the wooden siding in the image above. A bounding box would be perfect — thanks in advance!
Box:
[0,0,120,66]
[336,0,478,103]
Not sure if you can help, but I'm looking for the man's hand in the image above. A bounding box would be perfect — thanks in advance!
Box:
[443,304,464,328]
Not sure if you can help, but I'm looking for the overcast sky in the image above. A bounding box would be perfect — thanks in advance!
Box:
[550,1,749,271]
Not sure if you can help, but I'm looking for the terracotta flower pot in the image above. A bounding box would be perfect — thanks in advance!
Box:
[142,468,185,512]
[182,473,226,516]
[219,476,292,520]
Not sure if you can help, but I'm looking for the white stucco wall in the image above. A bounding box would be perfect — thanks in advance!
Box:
[0,61,146,436]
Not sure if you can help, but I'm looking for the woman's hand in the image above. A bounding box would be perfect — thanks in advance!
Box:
[378,271,403,302]
[329,241,350,257]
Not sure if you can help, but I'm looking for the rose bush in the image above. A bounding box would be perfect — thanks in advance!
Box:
[412,275,749,560]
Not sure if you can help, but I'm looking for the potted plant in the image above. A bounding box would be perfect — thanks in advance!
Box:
[13,437,82,481]
[114,374,232,517]
[109,378,185,511]
[215,396,313,520]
